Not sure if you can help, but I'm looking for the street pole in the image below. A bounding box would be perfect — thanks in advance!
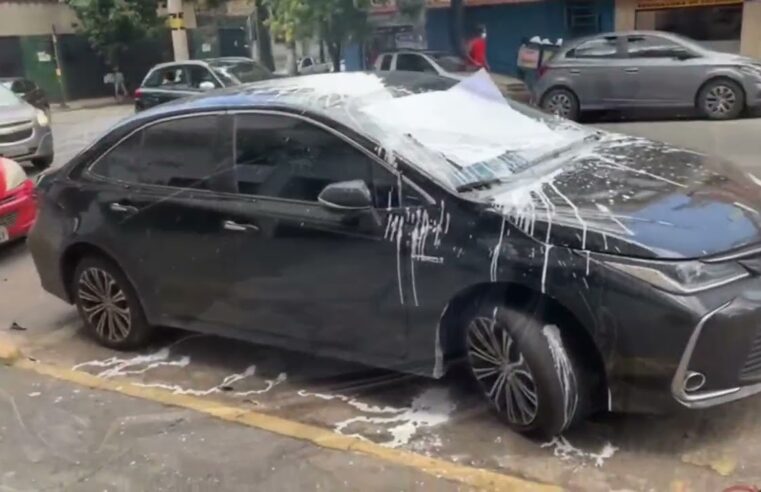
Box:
[51,24,68,108]
[167,0,189,61]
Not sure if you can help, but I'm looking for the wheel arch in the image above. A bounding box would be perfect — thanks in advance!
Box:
[538,84,578,105]
[435,281,608,406]
[60,241,150,320]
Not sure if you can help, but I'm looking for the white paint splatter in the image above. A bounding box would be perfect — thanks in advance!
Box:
[298,387,455,449]
[734,201,759,215]
[748,172,761,188]
[548,182,587,249]
[541,244,553,294]
[490,217,507,281]
[541,436,618,468]
[542,325,577,430]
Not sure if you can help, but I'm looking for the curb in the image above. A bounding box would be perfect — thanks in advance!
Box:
[52,101,133,113]
[0,336,21,365]
[9,354,562,492]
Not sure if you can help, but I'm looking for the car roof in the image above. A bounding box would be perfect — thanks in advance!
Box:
[379,49,452,56]
[148,59,214,70]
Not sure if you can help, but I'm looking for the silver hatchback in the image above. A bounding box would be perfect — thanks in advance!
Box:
[533,30,761,121]
[0,85,54,169]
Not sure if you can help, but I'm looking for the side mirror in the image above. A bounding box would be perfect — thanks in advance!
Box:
[318,180,372,211]
[199,81,216,91]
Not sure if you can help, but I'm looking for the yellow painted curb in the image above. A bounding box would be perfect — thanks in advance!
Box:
[13,358,561,492]
[0,337,21,365]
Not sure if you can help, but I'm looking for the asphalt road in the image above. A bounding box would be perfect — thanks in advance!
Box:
[2,106,761,491]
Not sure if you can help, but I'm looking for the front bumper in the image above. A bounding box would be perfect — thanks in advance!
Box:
[0,125,53,163]
[0,179,37,242]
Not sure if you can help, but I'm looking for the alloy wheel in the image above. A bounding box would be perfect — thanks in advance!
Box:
[704,85,737,117]
[545,93,572,118]
[78,267,132,343]
[467,316,539,425]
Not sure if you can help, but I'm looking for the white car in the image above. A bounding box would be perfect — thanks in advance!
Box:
[373,50,531,103]
[298,56,332,75]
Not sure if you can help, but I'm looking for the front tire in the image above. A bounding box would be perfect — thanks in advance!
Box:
[698,79,745,120]
[465,303,587,437]
[540,88,580,121]
[72,256,153,350]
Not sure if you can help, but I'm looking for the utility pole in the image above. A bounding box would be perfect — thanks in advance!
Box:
[167,0,189,61]
[50,25,68,108]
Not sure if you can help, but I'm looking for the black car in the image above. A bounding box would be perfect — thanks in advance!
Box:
[134,57,274,111]
[0,77,50,113]
[28,72,761,436]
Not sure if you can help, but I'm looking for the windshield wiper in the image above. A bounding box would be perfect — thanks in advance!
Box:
[456,178,503,193]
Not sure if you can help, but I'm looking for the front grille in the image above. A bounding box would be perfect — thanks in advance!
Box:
[740,328,761,381]
[0,211,17,227]
[0,120,29,130]
[0,127,32,144]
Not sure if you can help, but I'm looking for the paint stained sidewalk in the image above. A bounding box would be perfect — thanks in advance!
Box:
[0,366,463,492]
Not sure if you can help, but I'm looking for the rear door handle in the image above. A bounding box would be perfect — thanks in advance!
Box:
[223,220,260,233]
[109,202,138,213]
[569,69,581,75]
[624,67,639,73]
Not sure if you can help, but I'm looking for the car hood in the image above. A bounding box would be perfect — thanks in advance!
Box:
[486,134,761,259]
[0,101,35,124]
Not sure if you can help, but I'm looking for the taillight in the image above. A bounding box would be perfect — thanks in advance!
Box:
[537,64,549,78]
[134,88,142,99]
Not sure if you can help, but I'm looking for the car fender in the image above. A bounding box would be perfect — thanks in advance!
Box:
[695,67,748,98]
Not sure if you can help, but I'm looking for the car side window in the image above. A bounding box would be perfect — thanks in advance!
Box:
[234,114,405,206]
[187,66,220,89]
[144,67,189,88]
[379,55,392,71]
[90,116,224,190]
[567,37,618,58]
[626,35,685,58]
[301,57,313,68]
[396,54,435,73]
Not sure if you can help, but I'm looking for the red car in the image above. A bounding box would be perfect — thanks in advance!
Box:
[0,157,37,244]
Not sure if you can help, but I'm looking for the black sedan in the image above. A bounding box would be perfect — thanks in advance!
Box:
[28,72,761,436]
[134,57,274,111]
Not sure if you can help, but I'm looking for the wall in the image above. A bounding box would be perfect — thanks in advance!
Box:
[0,2,79,36]
[614,0,636,30]
[426,0,614,75]
[741,1,761,58]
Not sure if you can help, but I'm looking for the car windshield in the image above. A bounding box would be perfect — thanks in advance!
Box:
[0,85,20,106]
[429,53,471,72]
[210,61,271,84]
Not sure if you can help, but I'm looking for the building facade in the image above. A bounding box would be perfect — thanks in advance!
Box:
[614,0,761,58]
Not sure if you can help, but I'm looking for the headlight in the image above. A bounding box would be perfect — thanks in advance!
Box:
[603,257,748,294]
[36,109,49,127]
[0,158,28,192]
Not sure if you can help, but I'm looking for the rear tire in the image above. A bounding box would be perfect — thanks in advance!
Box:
[698,79,745,120]
[72,256,154,350]
[540,88,580,121]
[464,303,588,437]
[32,155,53,170]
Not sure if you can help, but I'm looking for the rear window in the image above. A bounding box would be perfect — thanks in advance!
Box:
[211,61,271,84]
[567,37,618,58]
[429,54,470,72]
[379,55,392,71]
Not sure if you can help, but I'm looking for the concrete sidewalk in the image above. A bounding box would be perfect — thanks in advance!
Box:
[0,367,463,492]
[52,97,131,113]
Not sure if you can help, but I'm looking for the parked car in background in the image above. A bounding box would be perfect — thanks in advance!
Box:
[0,77,50,114]
[534,30,761,121]
[28,71,761,436]
[134,57,275,111]
[0,157,37,245]
[0,85,54,169]
[298,56,332,75]
[373,49,531,102]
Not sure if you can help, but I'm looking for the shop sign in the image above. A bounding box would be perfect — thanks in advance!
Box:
[636,0,742,10]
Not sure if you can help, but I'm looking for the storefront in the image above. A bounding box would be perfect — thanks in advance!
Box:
[614,0,752,54]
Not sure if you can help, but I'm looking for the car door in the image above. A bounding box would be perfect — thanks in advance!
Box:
[621,34,704,107]
[562,35,627,108]
[86,113,238,326]
[203,111,422,358]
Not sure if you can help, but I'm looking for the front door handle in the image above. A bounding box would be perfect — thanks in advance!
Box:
[223,220,260,233]
[624,67,639,73]
[109,202,138,213]
[569,69,581,75]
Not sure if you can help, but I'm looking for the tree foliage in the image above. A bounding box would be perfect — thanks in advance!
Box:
[266,0,370,71]
[66,0,162,67]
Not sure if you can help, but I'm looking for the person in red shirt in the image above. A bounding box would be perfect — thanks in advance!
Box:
[467,25,489,70]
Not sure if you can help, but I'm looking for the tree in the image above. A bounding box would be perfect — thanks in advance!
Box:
[266,0,370,72]
[66,0,162,68]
